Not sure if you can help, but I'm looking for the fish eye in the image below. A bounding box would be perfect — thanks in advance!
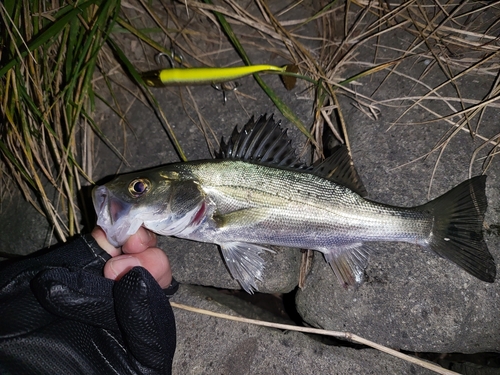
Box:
[128,178,150,197]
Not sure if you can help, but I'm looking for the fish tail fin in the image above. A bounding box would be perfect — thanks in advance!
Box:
[418,175,496,282]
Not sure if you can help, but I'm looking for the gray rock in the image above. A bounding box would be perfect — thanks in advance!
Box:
[170,284,436,375]
[296,238,500,353]
[0,189,56,257]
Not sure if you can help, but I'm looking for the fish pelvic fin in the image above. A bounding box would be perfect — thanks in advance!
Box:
[418,175,496,282]
[219,242,275,294]
[324,244,370,287]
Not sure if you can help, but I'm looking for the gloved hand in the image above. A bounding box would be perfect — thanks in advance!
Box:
[0,234,177,374]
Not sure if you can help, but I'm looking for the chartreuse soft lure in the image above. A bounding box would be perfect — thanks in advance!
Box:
[141,64,298,90]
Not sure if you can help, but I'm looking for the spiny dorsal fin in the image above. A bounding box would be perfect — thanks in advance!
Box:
[312,146,367,197]
[217,115,366,196]
[216,114,300,168]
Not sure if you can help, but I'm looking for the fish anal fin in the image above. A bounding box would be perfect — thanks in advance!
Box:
[219,242,275,293]
[312,146,367,197]
[323,244,370,287]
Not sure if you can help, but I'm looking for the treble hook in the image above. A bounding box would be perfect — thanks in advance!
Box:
[155,50,183,68]
[212,81,240,105]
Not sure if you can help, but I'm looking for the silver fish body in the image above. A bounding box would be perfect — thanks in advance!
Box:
[174,160,431,248]
[93,115,496,292]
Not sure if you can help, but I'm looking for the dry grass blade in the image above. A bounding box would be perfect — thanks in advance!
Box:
[370,0,500,186]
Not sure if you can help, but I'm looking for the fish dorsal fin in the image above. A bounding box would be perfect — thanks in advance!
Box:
[312,146,367,197]
[216,114,300,167]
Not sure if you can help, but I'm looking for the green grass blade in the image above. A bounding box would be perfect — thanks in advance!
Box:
[115,16,179,64]
[337,59,404,87]
[291,0,340,31]
[0,1,98,78]
[0,138,36,189]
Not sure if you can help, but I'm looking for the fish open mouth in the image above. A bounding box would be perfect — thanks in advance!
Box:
[92,186,133,226]
[93,186,107,216]
[92,185,137,247]
[93,185,112,225]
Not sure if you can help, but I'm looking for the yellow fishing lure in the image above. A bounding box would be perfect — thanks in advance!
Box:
[141,64,297,89]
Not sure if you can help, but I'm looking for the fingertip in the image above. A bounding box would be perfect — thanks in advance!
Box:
[122,227,157,254]
[138,227,157,246]
[133,248,172,289]
[92,226,121,257]
[104,255,142,281]
[155,252,173,289]
[104,248,172,289]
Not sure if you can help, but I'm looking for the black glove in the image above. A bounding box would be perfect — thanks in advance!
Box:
[0,234,177,374]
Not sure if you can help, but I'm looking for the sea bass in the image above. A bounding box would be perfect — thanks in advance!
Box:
[93,115,496,293]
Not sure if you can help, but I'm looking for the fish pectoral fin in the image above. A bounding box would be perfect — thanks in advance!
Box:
[219,242,275,294]
[323,244,370,287]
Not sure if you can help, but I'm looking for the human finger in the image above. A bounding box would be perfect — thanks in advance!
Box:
[91,226,121,257]
[122,227,157,254]
[104,247,172,289]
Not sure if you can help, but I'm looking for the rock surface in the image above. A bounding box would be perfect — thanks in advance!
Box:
[296,240,500,353]
[170,284,436,375]
[0,190,55,257]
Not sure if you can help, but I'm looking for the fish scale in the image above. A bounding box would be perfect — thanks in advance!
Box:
[178,160,432,248]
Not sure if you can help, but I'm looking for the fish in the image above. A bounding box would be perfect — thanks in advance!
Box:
[93,115,496,293]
